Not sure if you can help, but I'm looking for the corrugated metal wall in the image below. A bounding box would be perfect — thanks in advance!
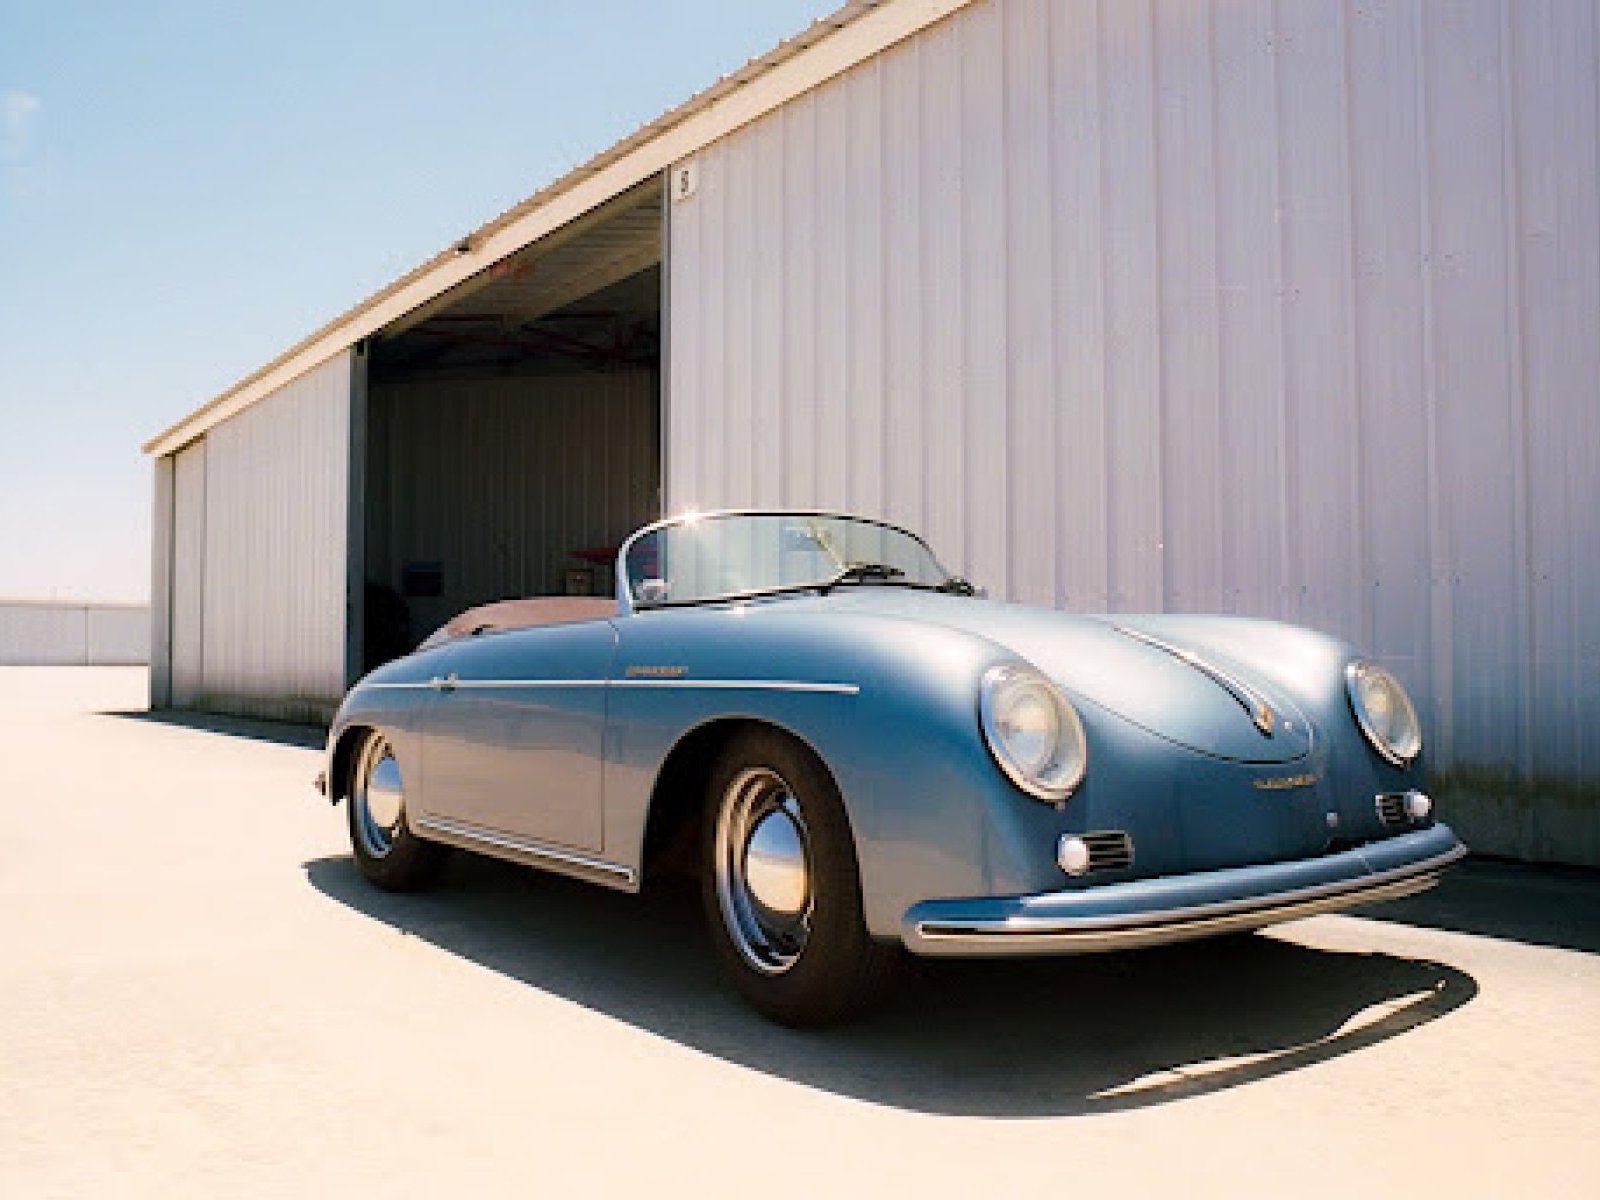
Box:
[168,352,352,721]
[668,0,1600,825]
[170,439,207,706]
[367,369,659,640]
[0,604,149,665]
[148,454,174,704]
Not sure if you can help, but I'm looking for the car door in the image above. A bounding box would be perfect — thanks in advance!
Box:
[420,620,617,852]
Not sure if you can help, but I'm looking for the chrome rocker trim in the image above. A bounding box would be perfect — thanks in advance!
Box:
[411,813,638,890]
[902,825,1466,957]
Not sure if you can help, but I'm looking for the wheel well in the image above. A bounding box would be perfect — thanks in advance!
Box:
[640,718,815,889]
[328,725,371,802]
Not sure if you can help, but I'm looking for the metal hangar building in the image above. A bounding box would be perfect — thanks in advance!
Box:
[144,0,1600,865]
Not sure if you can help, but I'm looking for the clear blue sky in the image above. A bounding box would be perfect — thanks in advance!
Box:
[0,0,838,602]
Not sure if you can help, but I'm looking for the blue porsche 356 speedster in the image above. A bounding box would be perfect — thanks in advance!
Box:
[322,510,1465,1025]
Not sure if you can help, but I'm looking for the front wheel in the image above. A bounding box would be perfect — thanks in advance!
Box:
[347,729,447,891]
[701,729,899,1026]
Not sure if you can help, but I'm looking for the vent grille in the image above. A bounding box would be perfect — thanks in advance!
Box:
[1082,830,1135,872]
[1375,793,1410,829]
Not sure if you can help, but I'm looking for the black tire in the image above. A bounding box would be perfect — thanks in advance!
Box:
[346,729,447,892]
[701,728,900,1026]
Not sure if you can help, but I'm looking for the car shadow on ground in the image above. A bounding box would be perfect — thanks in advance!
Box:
[101,708,326,750]
[304,852,1476,1117]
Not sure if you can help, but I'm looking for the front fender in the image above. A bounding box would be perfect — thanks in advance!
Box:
[606,606,1045,937]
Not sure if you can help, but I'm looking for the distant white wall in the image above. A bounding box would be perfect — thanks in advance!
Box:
[0,603,150,665]
[667,0,1600,862]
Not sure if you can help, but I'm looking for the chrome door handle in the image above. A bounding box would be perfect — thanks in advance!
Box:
[431,672,459,692]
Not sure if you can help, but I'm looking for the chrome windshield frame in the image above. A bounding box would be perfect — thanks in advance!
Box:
[613,509,951,616]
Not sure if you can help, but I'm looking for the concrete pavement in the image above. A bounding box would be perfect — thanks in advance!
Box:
[2,667,1597,1197]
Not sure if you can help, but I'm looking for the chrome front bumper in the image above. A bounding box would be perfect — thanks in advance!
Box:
[900,823,1467,957]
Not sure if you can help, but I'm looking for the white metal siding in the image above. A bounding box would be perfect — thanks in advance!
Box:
[0,604,149,665]
[367,370,659,639]
[170,440,207,705]
[197,352,351,721]
[668,0,1600,796]
[148,455,174,703]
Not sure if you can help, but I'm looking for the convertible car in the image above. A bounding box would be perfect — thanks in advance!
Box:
[320,510,1465,1025]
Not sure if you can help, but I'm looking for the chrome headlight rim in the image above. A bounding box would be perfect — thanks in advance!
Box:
[1345,660,1422,767]
[978,663,1088,802]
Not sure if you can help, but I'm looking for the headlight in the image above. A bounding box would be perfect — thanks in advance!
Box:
[1345,661,1422,766]
[979,664,1087,801]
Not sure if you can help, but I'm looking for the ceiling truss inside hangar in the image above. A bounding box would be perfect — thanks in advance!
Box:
[370,178,663,381]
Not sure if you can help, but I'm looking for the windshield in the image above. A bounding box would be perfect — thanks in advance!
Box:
[622,512,956,609]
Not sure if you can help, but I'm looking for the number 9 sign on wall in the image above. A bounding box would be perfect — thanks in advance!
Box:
[672,159,698,203]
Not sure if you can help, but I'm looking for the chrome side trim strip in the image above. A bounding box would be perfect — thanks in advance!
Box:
[1113,625,1276,735]
[440,679,609,689]
[908,841,1468,956]
[613,679,859,694]
[362,678,859,695]
[412,814,637,886]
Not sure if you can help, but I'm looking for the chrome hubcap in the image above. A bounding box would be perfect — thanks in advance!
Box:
[714,767,813,975]
[354,737,405,859]
[745,808,808,916]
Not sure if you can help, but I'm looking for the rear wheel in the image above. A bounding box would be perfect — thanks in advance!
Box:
[347,730,446,891]
[701,728,899,1026]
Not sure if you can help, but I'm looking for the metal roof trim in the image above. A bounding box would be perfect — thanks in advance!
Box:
[144,0,973,458]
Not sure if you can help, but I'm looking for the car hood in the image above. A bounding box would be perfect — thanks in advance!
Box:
[769,590,1313,763]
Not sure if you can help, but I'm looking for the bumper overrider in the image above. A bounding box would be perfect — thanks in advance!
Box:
[901,823,1466,957]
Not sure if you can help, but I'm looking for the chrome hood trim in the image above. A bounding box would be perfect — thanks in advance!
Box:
[1112,624,1275,736]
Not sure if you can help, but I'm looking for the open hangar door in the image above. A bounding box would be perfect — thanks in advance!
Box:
[359,179,663,669]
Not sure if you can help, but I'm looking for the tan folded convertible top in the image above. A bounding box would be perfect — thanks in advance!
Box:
[417,596,616,652]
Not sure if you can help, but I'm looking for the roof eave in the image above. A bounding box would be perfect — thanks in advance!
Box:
[144,0,974,459]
